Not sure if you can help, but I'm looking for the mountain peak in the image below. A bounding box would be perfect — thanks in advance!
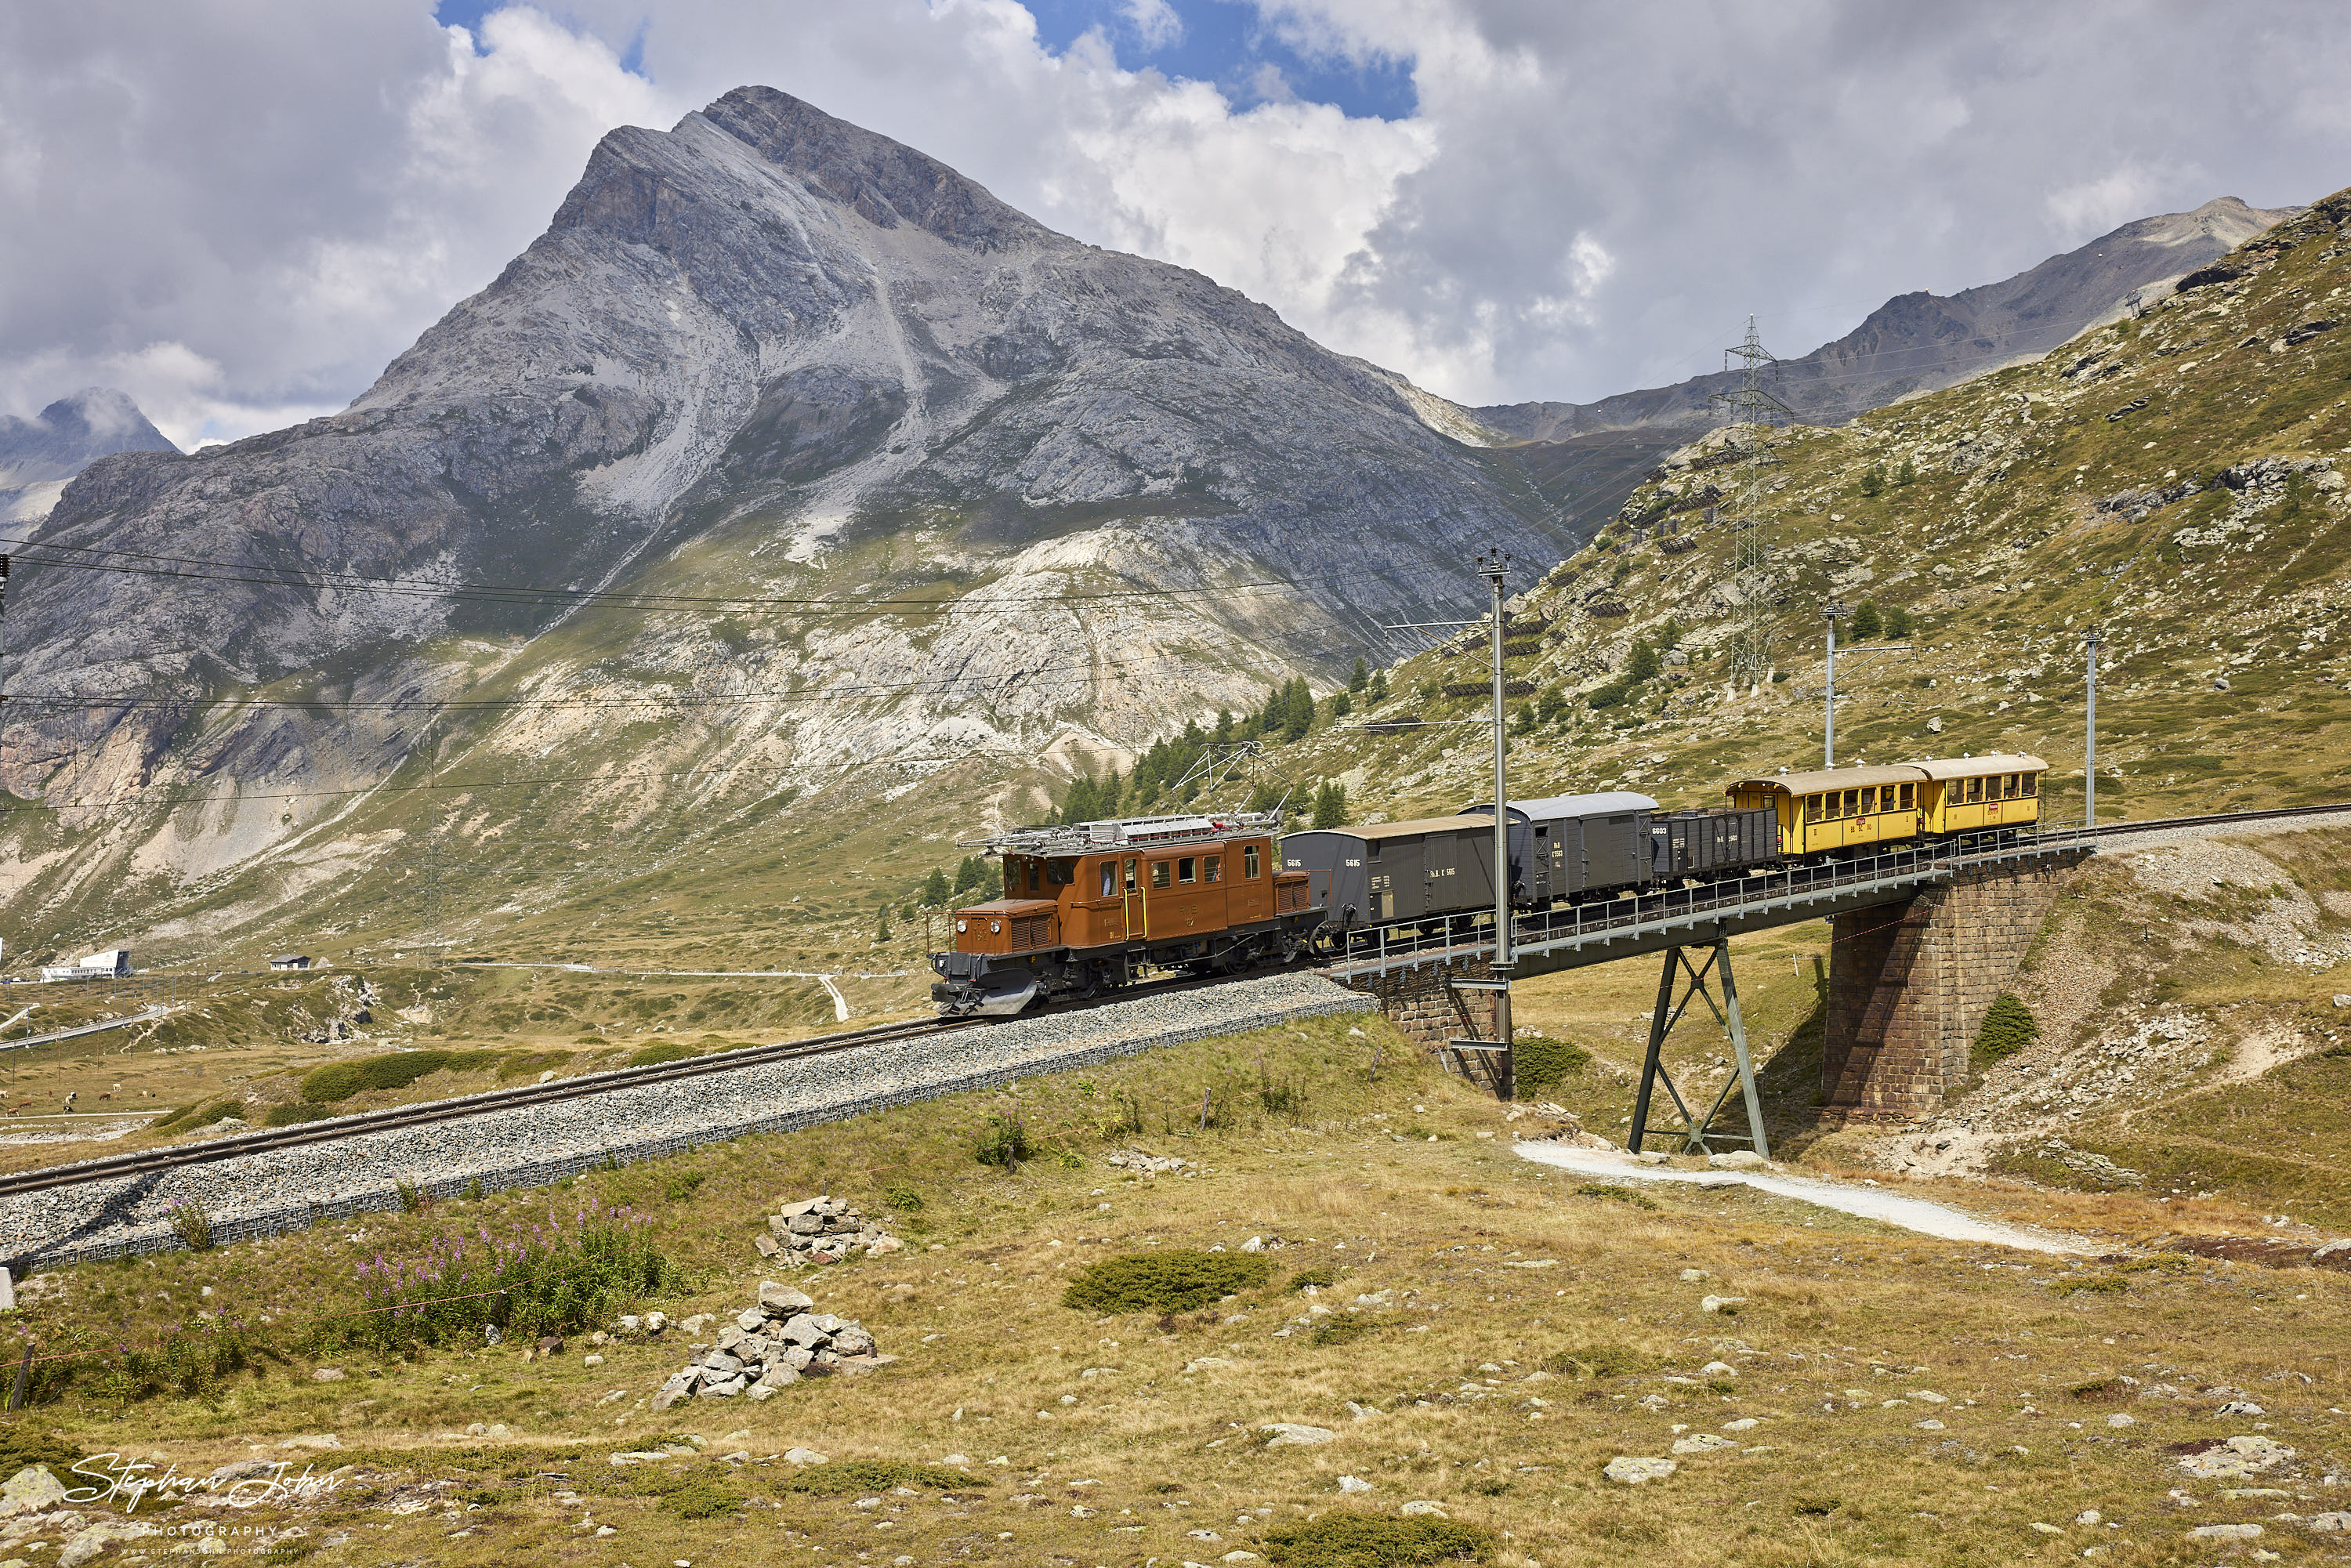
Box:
[0,385,176,491]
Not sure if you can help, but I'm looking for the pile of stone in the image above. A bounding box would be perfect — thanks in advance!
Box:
[1103,1150,1188,1174]
[755,1193,903,1266]
[650,1281,890,1409]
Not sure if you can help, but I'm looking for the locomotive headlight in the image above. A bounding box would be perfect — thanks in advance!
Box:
[956,919,968,933]
[991,921,1002,933]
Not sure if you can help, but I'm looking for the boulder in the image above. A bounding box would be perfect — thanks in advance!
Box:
[650,1372,696,1412]
[699,1374,749,1398]
[1,1463,69,1517]
[1603,1457,1676,1485]
[1261,1424,1335,1447]
[759,1281,815,1316]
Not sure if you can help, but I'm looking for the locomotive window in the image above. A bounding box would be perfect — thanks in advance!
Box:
[1900,783,1916,809]
[1804,794,1822,824]
[1205,856,1222,883]
[1100,863,1117,899]
[1244,845,1262,878]
[1124,857,1139,894]
[1047,859,1075,887]
[1027,861,1041,893]
[1178,857,1197,885]
[2023,773,2038,797]
[1151,861,1172,889]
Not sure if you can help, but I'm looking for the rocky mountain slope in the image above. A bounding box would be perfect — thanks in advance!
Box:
[0,387,175,523]
[0,88,1570,970]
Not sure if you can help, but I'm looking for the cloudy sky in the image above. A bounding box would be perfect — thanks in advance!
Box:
[3,0,2346,448]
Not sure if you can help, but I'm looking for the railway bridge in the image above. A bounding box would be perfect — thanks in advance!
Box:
[1318,827,2096,1153]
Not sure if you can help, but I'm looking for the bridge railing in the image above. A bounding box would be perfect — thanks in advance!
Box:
[1328,825,2080,977]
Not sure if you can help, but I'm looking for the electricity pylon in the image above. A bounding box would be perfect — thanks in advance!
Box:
[1711,317,1798,689]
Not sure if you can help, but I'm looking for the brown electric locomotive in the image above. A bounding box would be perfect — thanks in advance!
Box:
[929,812,1320,1015]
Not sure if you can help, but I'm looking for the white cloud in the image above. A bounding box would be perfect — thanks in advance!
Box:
[2043,163,2169,245]
[4,0,2349,440]
[1121,0,1183,51]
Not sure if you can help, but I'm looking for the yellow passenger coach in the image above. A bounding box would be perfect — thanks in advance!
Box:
[1729,753,2048,857]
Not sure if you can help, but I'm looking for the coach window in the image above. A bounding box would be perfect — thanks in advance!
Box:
[1900,783,1916,809]
[1842,789,1859,817]
[1244,845,1262,878]
[1860,786,1878,814]
[2003,773,2020,800]
[2023,773,2038,797]
[1965,777,1983,803]
[1805,794,1823,824]
[1178,856,1197,885]
[1152,861,1172,889]
[1205,855,1223,883]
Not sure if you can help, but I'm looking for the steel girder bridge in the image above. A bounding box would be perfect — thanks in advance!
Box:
[1317,827,2096,1161]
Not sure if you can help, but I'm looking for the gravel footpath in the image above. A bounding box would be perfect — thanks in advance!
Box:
[5,973,1373,1269]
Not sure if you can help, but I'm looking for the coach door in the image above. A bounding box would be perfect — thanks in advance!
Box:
[1122,856,1145,940]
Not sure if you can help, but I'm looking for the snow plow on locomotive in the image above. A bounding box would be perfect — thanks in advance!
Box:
[929,811,1321,1016]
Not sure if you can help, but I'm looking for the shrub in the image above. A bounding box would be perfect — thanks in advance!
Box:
[1262,1512,1492,1568]
[660,1472,743,1519]
[1894,456,1918,487]
[101,1324,261,1407]
[1541,1343,1648,1378]
[1975,994,2038,1068]
[152,1099,245,1133]
[1061,1250,1274,1313]
[1286,1266,1338,1292]
[350,1200,678,1352]
[1858,463,1886,498]
[1586,682,1629,711]
[301,1049,503,1104]
[1511,1036,1591,1095]
[1574,1182,1657,1211]
[1883,604,1914,638]
[1625,639,1661,683]
[882,1182,924,1214]
[975,1114,1033,1170]
[1311,1316,1374,1347]
[395,1178,433,1214]
[166,1197,214,1252]
[627,1041,698,1067]
[263,1103,331,1128]
[1849,601,1883,641]
[780,1458,984,1494]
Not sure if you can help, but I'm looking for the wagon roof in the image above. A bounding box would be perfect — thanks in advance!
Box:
[1731,764,1927,795]
[1914,752,2050,780]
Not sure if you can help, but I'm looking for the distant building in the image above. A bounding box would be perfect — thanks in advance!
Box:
[40,948,130,982]
[269,954,312,971]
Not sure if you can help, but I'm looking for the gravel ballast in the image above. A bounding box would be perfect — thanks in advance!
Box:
[2,973,1374,1268]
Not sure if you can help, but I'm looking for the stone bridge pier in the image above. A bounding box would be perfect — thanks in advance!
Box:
[1821,859,2072,1123]
[1346,959,1508,1093]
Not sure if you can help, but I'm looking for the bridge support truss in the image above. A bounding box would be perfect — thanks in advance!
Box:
[1627,936,1769,1158]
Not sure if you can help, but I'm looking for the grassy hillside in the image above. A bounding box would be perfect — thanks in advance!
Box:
[1245,184,2351,831]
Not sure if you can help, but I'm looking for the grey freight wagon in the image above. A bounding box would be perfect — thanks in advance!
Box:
[1456,791,1657,904]
[1279,814,1500,929]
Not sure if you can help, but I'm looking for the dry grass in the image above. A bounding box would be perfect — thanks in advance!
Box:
[5,1012,2349,1566]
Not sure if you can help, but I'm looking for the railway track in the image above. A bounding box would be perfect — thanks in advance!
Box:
[6,801,2346,1204]
[0,973,1241,1201]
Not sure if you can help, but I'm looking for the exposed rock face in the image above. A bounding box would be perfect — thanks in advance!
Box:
[9,86,1567,877]
[0,387,175,521]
